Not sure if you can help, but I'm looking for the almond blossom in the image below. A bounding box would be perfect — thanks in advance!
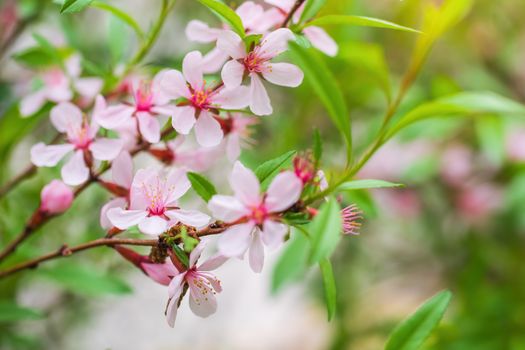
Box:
[95,71,175,144]
[217,28,304,115]
[107,167,210,236]
[40,180,74,215]
[159,51,249,147]
[219,113,257,162]
[264,0,338,56]
[208,161,303,272]
[166,243,227,327]
[20,55,103,117]
[30,102,123,186]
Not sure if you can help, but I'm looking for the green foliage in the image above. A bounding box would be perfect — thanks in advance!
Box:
[308,197,342,264]
[187,172,217,203]
[197,0,245,38]
[385,290,452,350]
[0,302,44,322]
[13,47,56,68]
[312,129,323,165]
[299,0,326,23]
[254,150,296,189]
[171,243,189,268]
[92,1,144,40]
[319,258,336,321]
[271,231,310,293]
[60,0,94,13]
[306,15,420,33]
[338,179,403,191]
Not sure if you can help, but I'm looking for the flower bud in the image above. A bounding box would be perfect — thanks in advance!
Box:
[40,180,74,214]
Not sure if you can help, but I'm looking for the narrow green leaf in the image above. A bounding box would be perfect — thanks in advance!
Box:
[309,197,341,264]
[338,179,403,191]
[313,129,323,164]
[255,150,297,188]
[91,1,144,40]
[271,231,310,293]
[0,302,44,322]
[40,264,133,296]
[385,290,453,350]
[197,0,245,38]
[299,0,326,23]
[13,47,56,68]
[187,172,217,203]
[171,243,190,268]
[61,0,94,13]
[243,33,262,50]
[306,15,420,33]
[319,258,336,321]
[289,43,352,161]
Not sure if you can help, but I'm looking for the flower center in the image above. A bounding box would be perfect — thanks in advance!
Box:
[44,69,66,87]
[250,204,268,225]
[142,178,168,216]
[243,52,264,73]
[134,83,154,112]
[190,88,211,110]
[69,125,93,150]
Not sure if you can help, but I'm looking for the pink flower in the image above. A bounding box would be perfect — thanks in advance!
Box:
[100,151,134,229]
[293,153,315,184]
[217,28,304,115]
[220,113,257,162]
[159,51,249,147]
[107,168,210,236]
[30,102,123,186]
[208,161,303,272]
[166,243,226,327]
[20,55,103,117]
[506,128,525,162]
[96,71,175,144]
[264,0,338,56]
[40,180,74,214]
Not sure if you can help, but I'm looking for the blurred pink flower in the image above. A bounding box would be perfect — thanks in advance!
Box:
[107,168,210,236]
[40,180,74,214]
[218,28,303,115]
[208,161,302,272]
[506,128,525,162]
[219,113,257,161]
[30,102,123,186]
[440,144,473,187]
[160,51,250,147]
[456,183,503,223]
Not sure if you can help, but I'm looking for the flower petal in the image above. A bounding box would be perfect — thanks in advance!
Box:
[226,134,241,161]
[194,112,224,147]
[202,47,230,74]
[137,112,160,143]
[111,151,133,189]
[159,69,191,99]
[208,195,249,222]
[186,20,221,43]
[20,91,46,117]
[138,216,169,236]
[221,60,245,88]
[303,26,338,57]
[262,62,304,87]
[217,30,246,60]
[50,102,83,133]
[100,197,127,229]
[265,170,303,212]
[107,208,148,230]
[61,150,89,186]
[171,106,197,135]
[30,143,74,167]
[199,254,228,271]
[249,73,272,115]
[261,219,287,250]
[258,28,294,60]
[95,104,135,130]
[74,77,103,99]
[183,51,204,90]
[249,230,265,273]
[89,138,123,161]
[142,260,179,286]
[188,242,206,267]
[212,86,250,110]
[165,168,191,204]
[230,161,261,206]
[188,276,218,317]
[166,209,210,228]
[218,222,255,257]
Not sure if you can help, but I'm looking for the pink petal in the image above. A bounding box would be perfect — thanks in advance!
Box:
[65,55,81,77]
[221,60,245,88]
[30,143,74,167]
[46,85,73,103]
[188,276,218,317]
[165,168,191,205]
[166,274,185,327]
[261,219,287,250]
[185,20,221,43]
[230,161,261,206]
[216,30,246,60]
[262,62,304,87]
[264,0,294,12]
[166,209,210,228]
[129,168,156,210]
[89,138,123,161]
[194,112,224,147]
[202,47,230,74]
[189,242,206,267]
[74,77,103,99]
[265,170,303,212]
[159,69,191,99]
[208,195,249,222]
[142,260,179,286]
[212,86,250,110]
[249,73,272,115]
[100,197,127,229]
[171,106,197,135]
[236,1,264,28]
[107,208,148,230]
[137,112,160,143]
[183,51,204,91]
[138,216,169,236]
[50,102,83,133]
[20,91,46,117]
[226,134,241,161]
[218,222,255,257]
[249,230,265,273]
[258,28,294,60]
[111,151,133,188]
[95,104,135,130]
[61,150,89,186]
[199,254,228,271]
[168,272,186,298]
[303,26,338,57]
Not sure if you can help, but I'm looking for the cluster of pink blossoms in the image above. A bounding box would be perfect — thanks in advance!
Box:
[24,0,356,327]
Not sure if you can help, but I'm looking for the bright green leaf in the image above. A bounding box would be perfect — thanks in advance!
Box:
[313,129,323,164]
[306,15,420,33]
[309,197,341,264]
[92,1,144,40]
[171,243,189,268]
[60,0,94,13]
[271,231,310,293]
[300,0,326,23]
[0,302,44,322]
[319,258,336,321]
[385,290,452,350]
[187,172,217,203]
[197,0,245,38]
[338,179,403,191]
[255,150,296,189]
[13,47,56,68]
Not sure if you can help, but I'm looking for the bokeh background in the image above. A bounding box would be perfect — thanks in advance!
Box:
[1,0,525,349]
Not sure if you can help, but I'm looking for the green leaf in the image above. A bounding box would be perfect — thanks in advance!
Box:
[0,302,44,322]
[475,116,504,166]
[243,34,262,50]
[294,34,312,49]
[385,290,452,350]
[299,0,326,23]
[91,1,144,40]
[60,0,94,13]
[319,258,336,321]
[255,150,297,189]
[171,243,189,268]
[338,179,403,191]
[386,92,525,141]
[13,47,56,68]
[306,15,420,33]
[289,43,352,162]
[197,0,245,38]
[309,197,341,264]
[271,231,310,293]
[313,129,323,164]
[40,264,133,296]
[187,172,217,203]
[107,14,128,64]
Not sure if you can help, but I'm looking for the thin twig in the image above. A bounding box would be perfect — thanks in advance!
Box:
[281,0,306,28]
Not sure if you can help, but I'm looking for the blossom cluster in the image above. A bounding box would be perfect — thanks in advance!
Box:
[19,0,357,326]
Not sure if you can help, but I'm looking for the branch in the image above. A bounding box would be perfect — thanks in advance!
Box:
[281,0,306,28]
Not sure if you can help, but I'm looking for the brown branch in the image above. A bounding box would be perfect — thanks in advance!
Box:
[0,164,36,198]
[281,0,307,28]
[0,238,158,278]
